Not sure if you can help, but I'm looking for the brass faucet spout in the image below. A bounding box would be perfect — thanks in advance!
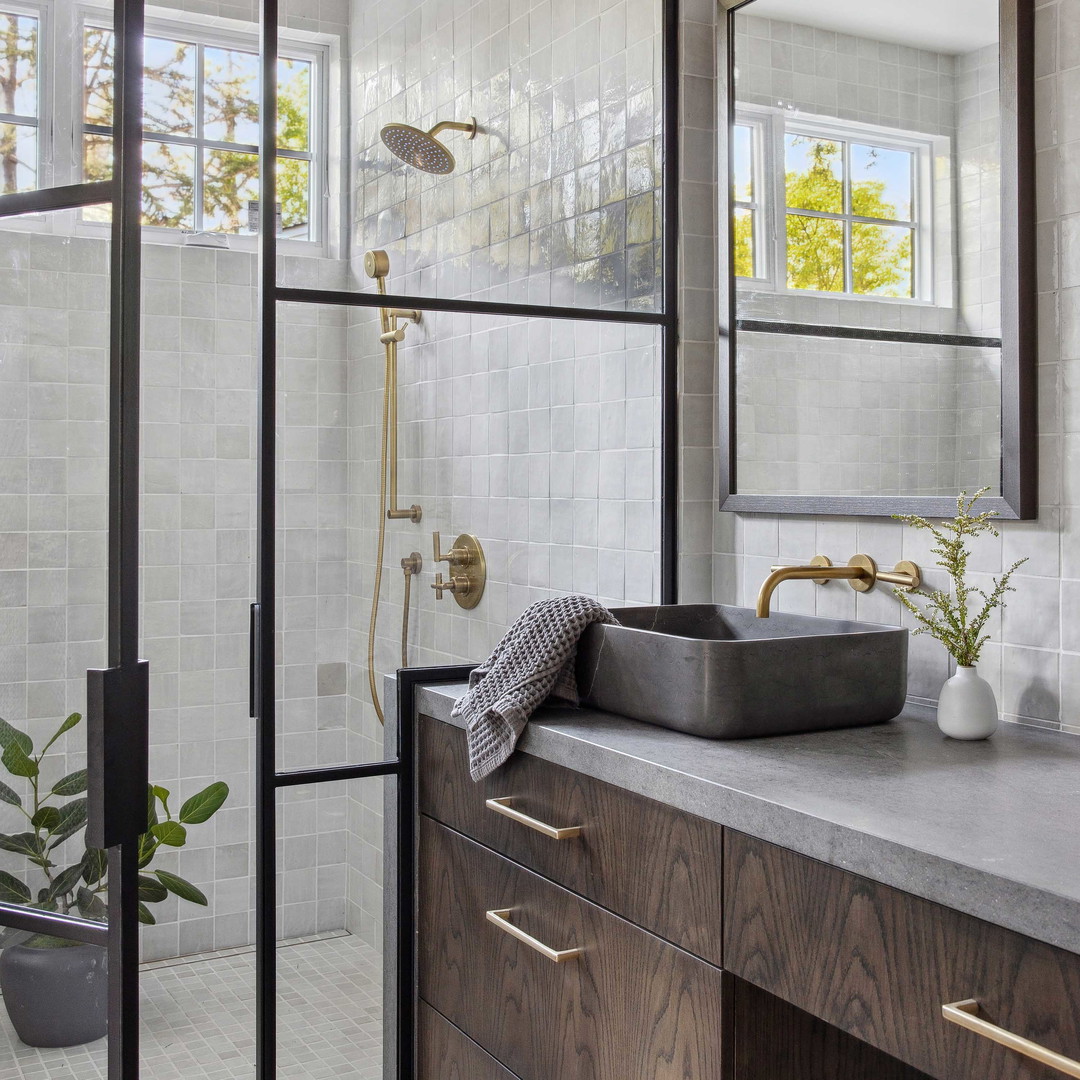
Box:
[755,557,867,618]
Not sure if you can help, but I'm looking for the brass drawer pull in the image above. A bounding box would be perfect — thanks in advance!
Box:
[485,909,583,963]
[485,797,582,840]
[943,1000,1080,1078]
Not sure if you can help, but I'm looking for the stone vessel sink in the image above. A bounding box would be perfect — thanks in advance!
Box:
[576,605,908,739]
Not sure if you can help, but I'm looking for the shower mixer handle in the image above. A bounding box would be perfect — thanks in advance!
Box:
[431,572,469,600]
[433,531,472,568]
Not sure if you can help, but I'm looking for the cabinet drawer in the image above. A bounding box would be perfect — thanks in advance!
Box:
[419,714,723,966]
[419,1002,520,1080]
[419,815,727,1080]
[724,831,1080,1080]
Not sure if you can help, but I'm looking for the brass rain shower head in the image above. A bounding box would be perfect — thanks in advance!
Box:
[380,117,478,175]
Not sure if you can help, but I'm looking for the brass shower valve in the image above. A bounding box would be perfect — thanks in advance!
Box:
[430,532,486,609]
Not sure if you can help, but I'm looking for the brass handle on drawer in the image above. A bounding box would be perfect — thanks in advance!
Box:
[943,1000,1080,1078]
[485,909,583,963]
[484,797,582,840]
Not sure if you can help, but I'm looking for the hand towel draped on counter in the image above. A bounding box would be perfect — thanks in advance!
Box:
[452,595,617,781]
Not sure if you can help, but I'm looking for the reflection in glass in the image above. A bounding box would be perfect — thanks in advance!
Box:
[0,12,37,115]
[84,24,114,127]
[0,123,35,193]
[786,214,844,292]
[733,207,755,280]
[785,134,843,214]
[852,223,913,297]
[733,124,753,201]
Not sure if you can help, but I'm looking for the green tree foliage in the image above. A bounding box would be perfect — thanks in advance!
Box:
[735,136,914,297]
[80,29,311,233]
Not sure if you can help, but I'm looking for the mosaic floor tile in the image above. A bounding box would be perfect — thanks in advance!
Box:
[0,932,382,1079]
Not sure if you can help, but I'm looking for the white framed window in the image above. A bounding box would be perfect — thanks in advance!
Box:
[0,1,329,245]
[734,106,945,304]
[0,0,45,194]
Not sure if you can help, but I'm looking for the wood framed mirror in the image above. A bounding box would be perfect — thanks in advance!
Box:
[718,0,1036,518]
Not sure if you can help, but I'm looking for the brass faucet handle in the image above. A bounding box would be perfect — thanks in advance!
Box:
[433,531,471,567]
[877,560,921,590]
[431,572,469,601]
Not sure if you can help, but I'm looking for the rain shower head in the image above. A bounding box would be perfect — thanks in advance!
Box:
[380,117,478,175]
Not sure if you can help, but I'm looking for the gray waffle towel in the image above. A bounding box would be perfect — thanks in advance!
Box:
[452,595,617,781]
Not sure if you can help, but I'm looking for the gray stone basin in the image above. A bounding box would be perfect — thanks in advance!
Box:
[576,605,908,739]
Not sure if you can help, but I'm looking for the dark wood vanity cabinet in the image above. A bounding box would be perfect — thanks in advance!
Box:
[416,715,1080,1080]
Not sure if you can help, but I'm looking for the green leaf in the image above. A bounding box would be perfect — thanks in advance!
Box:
[1,742,37,779]
[152,785,171,820]
[76,886,106,921]
[0,870,31,904]
[52,770,88,796]
[47,799,88,848]
[40,713,81,756]
[150,821,187,847]
[137,833,156,869]
[47,864,85,901]
[146,786,159,829]
[0,833,44,858]
[137,901,156,925]
[178,782,229,825]
[0,716,32,758]
[137,874,168,904]
[0,779,22,807]
[81,847,108,886]
[31,807,61,832]
[154,869,207,906]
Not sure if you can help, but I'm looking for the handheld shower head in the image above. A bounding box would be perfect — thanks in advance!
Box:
[364,249,390,279]
[380,117,478,175]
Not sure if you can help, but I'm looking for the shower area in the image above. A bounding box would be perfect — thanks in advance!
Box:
[0,0,669,1075]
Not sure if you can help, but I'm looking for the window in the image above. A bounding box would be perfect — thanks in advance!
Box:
[0,5,40,194]
[82,23,319,238]
[734,109,937,303]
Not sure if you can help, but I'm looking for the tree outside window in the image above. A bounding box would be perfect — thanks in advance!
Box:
[0,9,39,195]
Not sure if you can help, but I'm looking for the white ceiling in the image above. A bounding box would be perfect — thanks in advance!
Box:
[739,0,999,55]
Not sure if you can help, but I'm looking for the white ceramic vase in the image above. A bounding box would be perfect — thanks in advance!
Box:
[936,665,999,740]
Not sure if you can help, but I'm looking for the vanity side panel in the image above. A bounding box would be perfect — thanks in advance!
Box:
[724,831,1080,1080]
[419,714,724,966]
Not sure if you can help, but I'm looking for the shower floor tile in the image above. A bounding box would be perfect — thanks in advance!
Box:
[0,931,383,1079]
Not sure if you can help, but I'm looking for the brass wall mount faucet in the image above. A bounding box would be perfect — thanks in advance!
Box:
[431,531,486,609]
[756,555,921,618]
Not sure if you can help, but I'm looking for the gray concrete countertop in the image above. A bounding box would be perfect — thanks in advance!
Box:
[414,682,1080,955]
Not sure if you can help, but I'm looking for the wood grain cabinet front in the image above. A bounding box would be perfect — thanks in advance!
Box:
[418,815,727,1080]
[418,715,724,966]
[724,831,1080,1080]
[418,1002,522,1080]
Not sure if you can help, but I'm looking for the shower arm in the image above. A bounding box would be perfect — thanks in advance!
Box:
[429,119,477,140]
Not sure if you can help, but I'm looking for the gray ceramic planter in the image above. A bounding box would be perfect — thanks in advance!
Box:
[0,941,108,1047]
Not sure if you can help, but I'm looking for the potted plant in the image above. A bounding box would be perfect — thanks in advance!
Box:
[0,710,228,1047]
[893,489,1027,740]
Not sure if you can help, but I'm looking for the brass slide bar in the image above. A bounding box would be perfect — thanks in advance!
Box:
[943,1000,1080,1078]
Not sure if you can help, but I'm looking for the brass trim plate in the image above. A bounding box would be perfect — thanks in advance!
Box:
[847,554,877,592]
[450,533,486,609]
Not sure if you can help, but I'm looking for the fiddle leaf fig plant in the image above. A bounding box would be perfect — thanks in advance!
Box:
[893,488,1027,668]
[0,711,228,929]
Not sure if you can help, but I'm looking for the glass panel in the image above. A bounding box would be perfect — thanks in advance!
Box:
[277,778,386,1078]
[83,24,114,128]
[735,331,1002,497]
[733,124,753,202]
[0,123,35,194]
[290,0,665,310]
[786,214,844,292]
[142,140,195,229]
[785,134,843,215]
[851,143,912,222]
[733,207,755,279]
[203,147,259,233]
[143,36,197,137]
[852,223,913,297]
[279,158,310,238]
[203,46,260,147]
[278,58,311,151]
[0,12,37,117]
[0,207,111,1065]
